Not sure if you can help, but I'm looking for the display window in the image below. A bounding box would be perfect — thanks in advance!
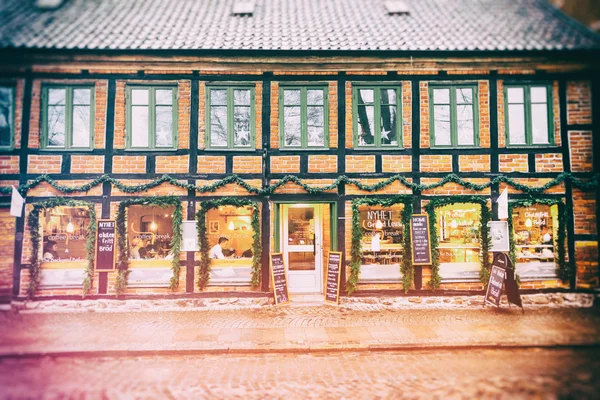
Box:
[127,205,176,261]
[41,206,90,264]
[206,205,254,268]
[436,203,481,281]
[358,204,404,281]
[512,204,558,279]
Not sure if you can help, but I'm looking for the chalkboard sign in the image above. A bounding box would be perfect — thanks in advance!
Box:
[95,220,116,271]
[270,253,289,305]
[411,214,432,265]
[325,251,342,304]
[485,253,509,307]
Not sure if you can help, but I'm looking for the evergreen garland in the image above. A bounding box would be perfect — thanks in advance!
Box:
[507,198,571,284]
[114,196,183,295]
[424,196,492,289]
[196,198,262,290]
[347,196,413,294]
[26,199,97,298]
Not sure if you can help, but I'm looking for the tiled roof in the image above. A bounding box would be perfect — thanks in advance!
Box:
[1,0,599,52]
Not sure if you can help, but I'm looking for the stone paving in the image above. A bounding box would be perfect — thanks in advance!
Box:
[1,301,599,356]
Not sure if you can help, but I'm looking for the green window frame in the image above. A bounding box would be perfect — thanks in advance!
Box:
[126,85,178,150]
[41,85,95,150]
[0,85,15,150]
[429,84,479,148]
[504,83,554,146]
[353,85,402,148]
[279,86,329,149]
[206,86,255,150]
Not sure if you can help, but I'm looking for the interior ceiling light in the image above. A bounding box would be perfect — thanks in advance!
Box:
[384,0,410,16]
[232,0,255,16]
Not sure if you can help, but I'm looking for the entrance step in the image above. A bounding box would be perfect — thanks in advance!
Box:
[289,294,325,306]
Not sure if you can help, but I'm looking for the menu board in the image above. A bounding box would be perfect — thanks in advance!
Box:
[95,220,116,271]
[411,214,432,265]
[270,253,289,305]
[485,254,508,307]
[325,251,342,304]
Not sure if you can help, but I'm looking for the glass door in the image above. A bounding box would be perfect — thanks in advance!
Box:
[282,204,323,293]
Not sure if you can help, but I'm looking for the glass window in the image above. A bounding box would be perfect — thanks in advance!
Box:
[357,204,405,281]
[436,204,481,281]
[430,85,478,147]
[0,86,14,149]
[354,86,401,147]
[207,87,254,149]
[513,204,558,280]
[127,206,176,261]
[41,207,91,263]
[206,206,254,267]
[127,86,177,149]
[42,86,94,149]
[506,84,553,146]
[281,87,327,148]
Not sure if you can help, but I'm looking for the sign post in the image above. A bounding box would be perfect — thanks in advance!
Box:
[95,220,116,271]
[324,251,342,304]
[270,253,289,305]
[410,214,432,265]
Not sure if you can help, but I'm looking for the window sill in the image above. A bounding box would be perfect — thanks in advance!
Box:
[203,147,257,152]
[124,147,179,152]
[39,148,94,152]
[278,147,330,151]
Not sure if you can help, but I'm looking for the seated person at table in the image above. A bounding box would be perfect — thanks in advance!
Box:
[130,238,142,259]
[241,248,253,258]
[43,240,59,261]
[209,237,230,259]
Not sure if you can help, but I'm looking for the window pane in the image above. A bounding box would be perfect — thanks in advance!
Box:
[433,88,450,104]
[357,105,375,146]
[531,103,549,144]
[456,88,473,105]
[283,90,300,106]
[433,105,451,146]
[131,89,148,105]
[72,105,90,147]
[380,89,397,105]
[155,106,173,147]
[48,88,66,105]
[307,89,324,105]
[0,87,12,147]
[507,104,526,144]
[283,106,301,146]
[530,87,548,103]
[47,105,66,147]
[233,106,251,147]
[131,106,149,147]
[456,104,475,145]
[234,89,251,106]
[155,89,173,105]
[73,88,91,105]
[307,106,324,146]
[358,89,374,105]
[210,89,227,106]
[507,87,524,103]
[210,106,228,147]
[380,106,398,145]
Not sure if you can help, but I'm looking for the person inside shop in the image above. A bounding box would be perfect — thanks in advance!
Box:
[209,237,231,259]
[130,238,142,259]
[142,239,155,259]
[43,240,59,261]
[541,226,553,244]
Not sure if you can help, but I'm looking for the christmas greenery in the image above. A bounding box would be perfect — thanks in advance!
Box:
[114,196,183,295]
[348,196,413,295]
[26,199,97,298]
[196,198,262,290]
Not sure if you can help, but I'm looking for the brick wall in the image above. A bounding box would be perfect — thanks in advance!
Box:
[308,155,337,173]
[26,180,103,197]
[499,154,529,173]
[177,80,191,149]
[232,156,262,174]
[459,155,490,172]
[569,131,593,172]
[27,155,62,174]
[535,153,563,172]
[572,188,597,235]
[567,81,592,125]
[346,179,412,195]
[0,209,15,300]
[346,155,375,173]
[382,155,411,173]
[197,155,226,174]
[420,155,452,172]
[0,156,19,174]
[421,178,490,196]
[420,82,430,148]
[575,241,599,288]
[156,155,189,174]
[271,156,300,173]
[71,155,104,174]
[112,156,146,174]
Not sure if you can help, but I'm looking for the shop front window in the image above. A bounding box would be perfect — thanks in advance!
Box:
[358,204,404,281]
[436,204,481,281]
[127,206,176,261]
[513,204,558,280]
[41,207,90,263]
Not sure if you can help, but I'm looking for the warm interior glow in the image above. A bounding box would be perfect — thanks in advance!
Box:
[450,219,458,229]
[525,218,532,228]
[150,221,158,231]
[228,221,235,231]
[66,222,74,233]
[375,219,383,229]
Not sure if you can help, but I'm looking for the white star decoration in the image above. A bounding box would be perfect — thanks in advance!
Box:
[380,129,390,141]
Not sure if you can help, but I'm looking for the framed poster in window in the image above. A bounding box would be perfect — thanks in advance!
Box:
[488,221,509,252]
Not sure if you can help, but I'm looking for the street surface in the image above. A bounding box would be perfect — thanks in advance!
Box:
[1,348,599,399]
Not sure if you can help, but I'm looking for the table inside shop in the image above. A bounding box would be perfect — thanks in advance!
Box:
[515,244,555,261]
[361,244,403,264]
[437,244,480,263]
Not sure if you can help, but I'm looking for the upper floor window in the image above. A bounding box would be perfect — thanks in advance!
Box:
[0,86,14,149]
[354,86,402,148]
[430,85,478,147]
[280,86,328,148]
[505,84,553,146]
[42,86,94,149]
[207,86,254,149]
[127,86,177,150]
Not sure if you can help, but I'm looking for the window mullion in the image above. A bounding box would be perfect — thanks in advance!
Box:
[66,87,73,149]
[228,88,233,149]
[150,88,156,149]
[450,87,458,147]
[301,88,307,148]
[525,86,532,145]
[374,88,380,147]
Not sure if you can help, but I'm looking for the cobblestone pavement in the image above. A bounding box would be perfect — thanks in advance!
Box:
[1,306,600,355]
[0,348,599,399]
